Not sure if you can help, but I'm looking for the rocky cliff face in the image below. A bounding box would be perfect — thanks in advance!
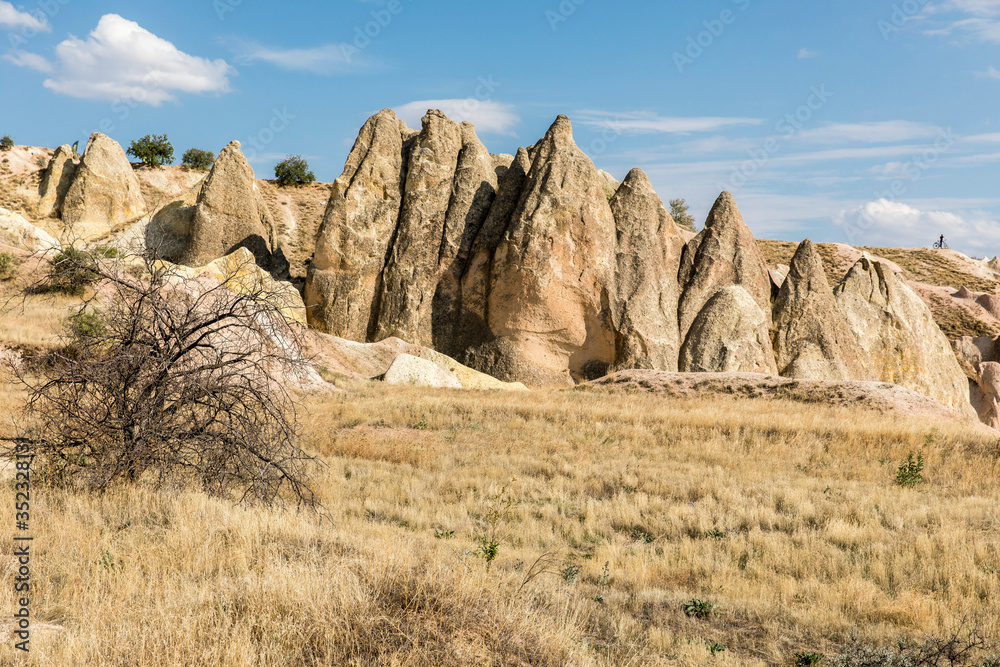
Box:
[834,257,972,414]
[772,239,866,381]
[61,133,145,240]
[36,144,77,220]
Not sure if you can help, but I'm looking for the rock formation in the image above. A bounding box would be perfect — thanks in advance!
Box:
[771,239,866,381]
[178,141,285,276]
[382,353,463,389]
[677,191,773,343]
[833,257,971,413]
[0,208,59,252]
[36,144,77,219]
[608,168,684,371]
[61,133,145,240]
[468,115,618,385]
[306,109,410,341]
[678,285,778,374]
[374,111,468,346]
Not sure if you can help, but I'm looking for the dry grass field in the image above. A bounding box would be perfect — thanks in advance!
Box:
[1,377,998,665]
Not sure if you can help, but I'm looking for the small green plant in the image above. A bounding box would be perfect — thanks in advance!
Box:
[707,642,727,656]
[597,560,611,587]
[895,450,924,488]
[127,134,174,167]
[795,651,825,665]
[560,562,582,583]
[181,148,215,171]
[0,135,13,151]
[683,599,716,619]
[44,247,102,296]
[474,482,519,569]
[434,528,455,539]
[99,551,115,570]
[68,310,106,339]
[670,198,697,232]
[0,251,19,281]
[274,155,316,186]
[705,529,726,539]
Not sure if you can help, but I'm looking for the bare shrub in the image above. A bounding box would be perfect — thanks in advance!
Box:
[9,248,320,506]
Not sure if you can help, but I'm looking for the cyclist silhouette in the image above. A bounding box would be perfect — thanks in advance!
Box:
[934,234,948,250]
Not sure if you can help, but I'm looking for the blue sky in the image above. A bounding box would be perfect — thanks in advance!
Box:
[1,0,999,255]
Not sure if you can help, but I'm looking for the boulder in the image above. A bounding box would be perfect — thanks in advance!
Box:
[178,141,284,276]
[467,115,618,385]
[0,208,59,252]
[609,168,684,371]
[306,109,410,340]
[61,133,145,240]
[771,239,866,381]
[375,110,464,346]
[679,285,778,375]
[974,361,1000,429]
[382,353,462,389]
[36,144,77,219]
[677,191,772,343]
[833,257,972,414]
[158,247,306,325]
[976,294,1000,320]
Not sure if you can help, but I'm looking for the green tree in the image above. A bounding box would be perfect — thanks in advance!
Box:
[182,148,215,171]
[0,135,13,151]
[669,198,697,232]
[274,155,316,186]
[127,134,174,167]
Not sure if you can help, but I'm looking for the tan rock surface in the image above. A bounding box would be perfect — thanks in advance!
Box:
[772,239,866,381]
[179,141,283,275]
[382,353,462,389]
[609,168,683,371]
[306,109,409,339]
[470,115,618,385]
[679,285,778,374]
[36,144,77,219]
[0,207,59,252]
[677,191,772,343]
[61,133,145,240]
[834,257,972,414]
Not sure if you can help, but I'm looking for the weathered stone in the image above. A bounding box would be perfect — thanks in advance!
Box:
[179,141,283,275]
[306,109,409,340]
[679,285,778,374]
[432,122,499,352]
[0,207,59,252]
[833,257,972,413]
[772,239,867,381]
[374,110,463,346]
[677,191,772,344]
[382,353,462,388]
[468,115,618,385]
[455,147,532,357]
[36,144,77,219]
[61,133,145,240]
[609,168,684,371]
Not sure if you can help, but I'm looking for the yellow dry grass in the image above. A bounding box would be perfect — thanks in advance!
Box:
[1,380,998,665]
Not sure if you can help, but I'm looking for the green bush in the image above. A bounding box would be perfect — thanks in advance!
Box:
[68,310,106,339]
[43,247,116,296]
[670,198,698,232]
[682,598,715,619]
[895,451,924,488]
[0,135,13,151]
[182,148,215,171]
[795,652,825,665]
[0,252,20,281]
[127,134,174,167]
[274,155,316,186]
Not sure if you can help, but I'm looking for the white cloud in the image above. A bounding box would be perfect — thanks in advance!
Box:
[797,48,820,58]
[2,49,52,73]
[394,99,520,135]
[924,1,1000,41]
[797,121,943,144]
[977,65,1000,78]
[0,1,48,31]
[576,110,763,135]
[938,0,1000,16]
[230,40,366,74]
[18,14,234,105]
[833,198,1000,252]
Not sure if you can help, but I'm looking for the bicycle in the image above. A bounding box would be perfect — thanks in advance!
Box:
[933,239,949,250]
